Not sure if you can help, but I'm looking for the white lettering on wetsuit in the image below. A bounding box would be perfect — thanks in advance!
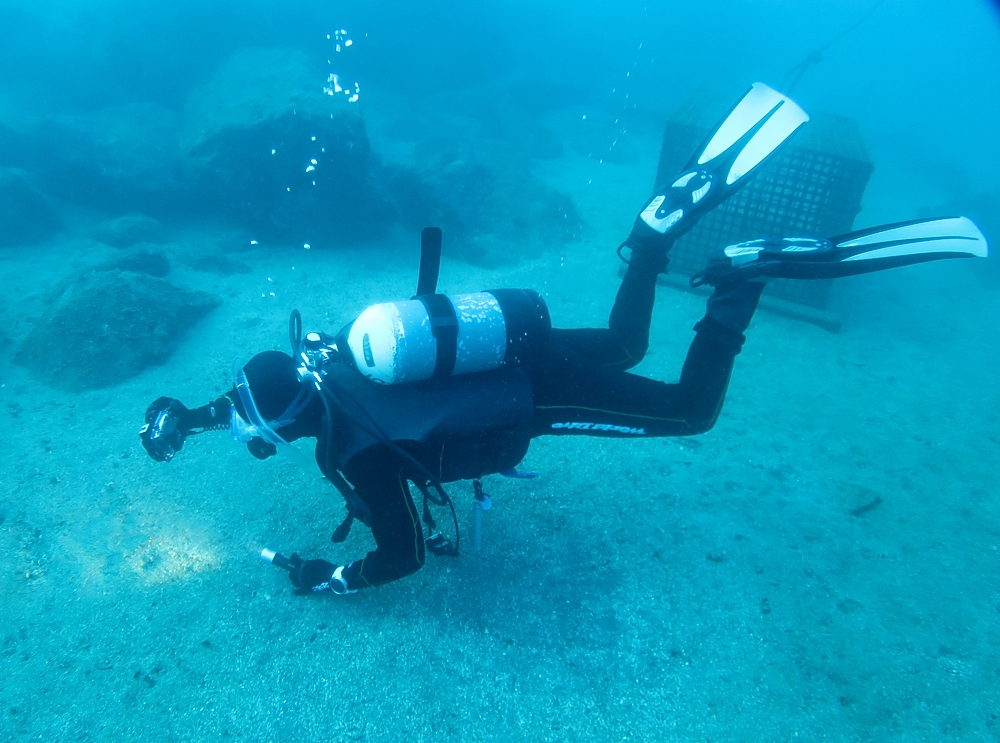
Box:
[551,422,647,435]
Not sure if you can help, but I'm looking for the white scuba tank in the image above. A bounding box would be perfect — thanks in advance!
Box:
[343,290,549,385]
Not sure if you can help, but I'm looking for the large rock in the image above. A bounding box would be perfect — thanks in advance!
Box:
[182,47,387,245]
[0,168,63,248]
[91,214,166,248]
[95,248,171,278]
[0,105,186,216]
[14,271,219,390]
[382,148,583,266]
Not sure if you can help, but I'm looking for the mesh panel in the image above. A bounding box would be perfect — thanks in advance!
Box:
[656,113,874,309]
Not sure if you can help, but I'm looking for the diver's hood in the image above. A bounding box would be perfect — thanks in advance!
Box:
[229,351,319,453]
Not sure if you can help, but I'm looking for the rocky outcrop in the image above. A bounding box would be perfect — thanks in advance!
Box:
[0,168,63,248]
[181,47,386,245]
[1,105,186,217]
[90,215,166,248]
[14,270,219,390]
[382,148,583,266]
[0,46,583,263]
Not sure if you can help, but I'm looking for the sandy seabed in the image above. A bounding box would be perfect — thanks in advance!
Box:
[1,138,999,743]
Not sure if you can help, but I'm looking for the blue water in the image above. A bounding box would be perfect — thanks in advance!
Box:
[1,1,999,741]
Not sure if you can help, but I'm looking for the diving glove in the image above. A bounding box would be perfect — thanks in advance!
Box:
[288,555,357,595]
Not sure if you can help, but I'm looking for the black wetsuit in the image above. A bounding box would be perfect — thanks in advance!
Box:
[323,250,759,591]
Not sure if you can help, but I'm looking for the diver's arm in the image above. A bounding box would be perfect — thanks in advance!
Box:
[340,449,427,589]
[291,447,426,595]
[138,396,231,462]
[181,397,232,430]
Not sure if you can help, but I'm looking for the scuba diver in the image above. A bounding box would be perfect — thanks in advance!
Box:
[139,83,988,597]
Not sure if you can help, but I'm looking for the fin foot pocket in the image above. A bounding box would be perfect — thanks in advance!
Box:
[623,82,809,261]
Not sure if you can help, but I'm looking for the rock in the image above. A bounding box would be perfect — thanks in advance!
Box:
[383,148,583,266]
[1,104,186,216]
[96,248,171,278]
[14,271,220,390]
[0,168,63,248]
[181,253,252,276]
[91,215,166,248]
[182,47,387,245]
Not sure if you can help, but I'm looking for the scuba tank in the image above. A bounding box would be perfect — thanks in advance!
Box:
[339,289,550,385]
[290,228,551,388]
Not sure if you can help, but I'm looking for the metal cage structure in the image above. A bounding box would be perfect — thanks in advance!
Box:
[656,102,874,309]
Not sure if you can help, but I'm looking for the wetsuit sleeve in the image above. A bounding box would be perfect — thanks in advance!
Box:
[180,397,232,431]
[338,446,426,590]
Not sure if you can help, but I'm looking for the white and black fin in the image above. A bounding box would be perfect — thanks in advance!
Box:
[692,217,990,286]
[691,82,810,187]
[832,216,988,265]
[629,83,808,250]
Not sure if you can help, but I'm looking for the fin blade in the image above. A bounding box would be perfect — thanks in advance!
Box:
[837,217,989,261]
[725,98,810,185]
[696,83,808,174]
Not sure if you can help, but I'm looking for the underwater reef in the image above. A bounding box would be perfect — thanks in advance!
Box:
[0,47,581,264]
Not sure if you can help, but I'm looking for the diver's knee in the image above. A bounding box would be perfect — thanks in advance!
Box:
[618,339,649,370]
[684,407,723,436]
[399,552,425,580]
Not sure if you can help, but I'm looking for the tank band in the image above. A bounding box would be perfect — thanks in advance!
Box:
[418,293,459,378]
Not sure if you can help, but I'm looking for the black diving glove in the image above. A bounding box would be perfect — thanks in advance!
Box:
[288,556,356,595]
[139,397,190,462]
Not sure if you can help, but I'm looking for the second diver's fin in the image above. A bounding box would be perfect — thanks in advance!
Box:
[690,216,990,287]
[625,82,810,253]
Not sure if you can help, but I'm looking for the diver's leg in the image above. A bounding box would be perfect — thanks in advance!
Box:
[549,246,669,372]
[546,84,808,372]
[606,246,672,366]
[532,280,763,437]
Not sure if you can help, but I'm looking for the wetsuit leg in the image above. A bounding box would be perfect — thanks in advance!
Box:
[531,281,765,439]
[549,248,668,372]
[340,448,426,589]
